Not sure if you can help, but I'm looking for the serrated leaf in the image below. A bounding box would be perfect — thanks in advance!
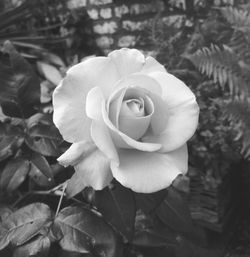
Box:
[29,152,54,185]
[13,235,50,257]
[156,187,193,235]
[26,113,52,128]
[52,205,122,257]
[135,189,167,214]
[0,122,24,161]
[37,61,62,86]
[0,206,13,222]
[0,158,30,192]
[29,163,54,187]
[0,203,52,250]
[0,41,40,118]
[93,180,136,241]
[25,124,63,157]
[0,136,24,161]
[133,211,177,248]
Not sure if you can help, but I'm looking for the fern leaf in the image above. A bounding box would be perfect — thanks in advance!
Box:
[186,44,250,95]
[220,6,250,31]
[224,100,250,159]
[229,30,250,63]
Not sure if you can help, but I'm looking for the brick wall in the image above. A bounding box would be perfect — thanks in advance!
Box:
[66,0,236,54]
[66,0,188,54]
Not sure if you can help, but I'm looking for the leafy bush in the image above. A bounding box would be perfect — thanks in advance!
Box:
[0,40,209,257]
[186,5,250,159]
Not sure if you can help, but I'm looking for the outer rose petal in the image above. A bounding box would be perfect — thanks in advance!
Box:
[108,48,145,77]
[146,72,199,152]
[53,57,119,142]
[86,87,104,120]
[91,119,119,164]
[115,73,162,96]
[141,56,167,74]
[86,87,119,163]
[57,141,96,167]
[67,149,113,197]
[53,78,91,143]
[111,144,188,193]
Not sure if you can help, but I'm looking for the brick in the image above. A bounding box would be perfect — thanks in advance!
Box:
[118,35,136,48]
[87,9,99,20]
[162,15,185,28]
[114,5,129,17]
[93,21,117,34]
[122,20,148,31]
[130,3,157,15]
[67,0,87,9]
[89,0,112,5]
[96,36,114,48]
[169,0,186,10]
[99,8,112,19]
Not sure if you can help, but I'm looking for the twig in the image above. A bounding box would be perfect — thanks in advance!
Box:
[55,181,67,217]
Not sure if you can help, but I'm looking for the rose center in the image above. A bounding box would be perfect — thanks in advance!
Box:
[121,98,145,118]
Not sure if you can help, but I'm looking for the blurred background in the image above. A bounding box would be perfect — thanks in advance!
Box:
[0,0,250,256]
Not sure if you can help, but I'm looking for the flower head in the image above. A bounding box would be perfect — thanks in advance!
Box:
[53,48,199,194]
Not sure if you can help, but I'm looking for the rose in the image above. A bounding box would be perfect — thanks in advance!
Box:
[53,48,199,194]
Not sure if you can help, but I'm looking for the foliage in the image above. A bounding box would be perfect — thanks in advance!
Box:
[139,9,239,179]
[186,5,250,159]
[0,0,97,63]
[0,41,209,256]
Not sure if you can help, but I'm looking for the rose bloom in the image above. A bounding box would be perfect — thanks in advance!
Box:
[53,48,199,193]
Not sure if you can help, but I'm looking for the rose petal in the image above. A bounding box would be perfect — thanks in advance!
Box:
[119,96,153,140]
[108,48,145,77]
[108,87,127,128]
[53,78,92,143]
[115,73,162,96]
[102,101,162,152]
[86,87,104,120]
[53,57,119,143]
[67,149,113,197]
[68,56,120,98]
[110,144,188,193]
[91,119,119,164]
[141,56,167,74]
[146,72,199,152]
[144,91,168,135]
[57,141,96,167]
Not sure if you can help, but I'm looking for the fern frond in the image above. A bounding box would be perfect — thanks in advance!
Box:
[224,100,250,159]
[220,6,250,31]
[229,30,250,63]
[186,44,250,95]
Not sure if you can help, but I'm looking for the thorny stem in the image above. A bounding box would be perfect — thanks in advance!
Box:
[12,181,83,208]
[55,181,67,217]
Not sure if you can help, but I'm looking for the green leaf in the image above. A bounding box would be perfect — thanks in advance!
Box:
[133,211,177,248]
[25,124,63,157]
[0,41,40,118]
[0,203,52,250]
[29,152,54,187]
[172,175,190,193]
[37,61,62,85]
[93,180,136,241]
[52,205,122,256]
[0,122,24,161]
[0,158,30,192]
[156,187,193,235]
[13,235,50,257]
[0,206,13,222]
[135,189,167,214]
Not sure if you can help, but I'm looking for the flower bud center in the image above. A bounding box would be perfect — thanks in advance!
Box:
[121,98,145,118]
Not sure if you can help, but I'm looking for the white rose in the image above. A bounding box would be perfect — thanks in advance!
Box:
[53,48,199,193]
